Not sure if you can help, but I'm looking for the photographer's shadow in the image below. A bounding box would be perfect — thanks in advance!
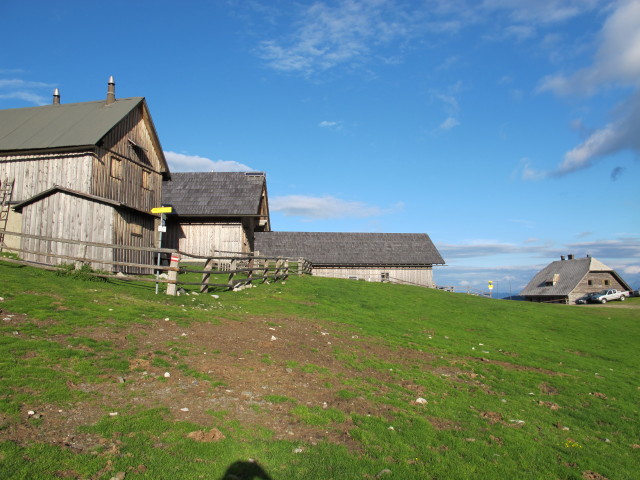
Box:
[220,460,273,480]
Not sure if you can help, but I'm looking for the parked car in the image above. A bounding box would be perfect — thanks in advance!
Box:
[631,289,640,298]
[589,289,629,304]
[575,292,599,304]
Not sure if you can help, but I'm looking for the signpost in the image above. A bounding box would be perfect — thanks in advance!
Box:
[151,206,172,294]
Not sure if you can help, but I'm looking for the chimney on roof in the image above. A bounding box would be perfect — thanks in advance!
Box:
[561,255,565,261]
[106,76,116,105]
[52,88,60,105]
[568,254,574,260]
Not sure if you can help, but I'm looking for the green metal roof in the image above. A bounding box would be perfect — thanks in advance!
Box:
[0,97,144,151]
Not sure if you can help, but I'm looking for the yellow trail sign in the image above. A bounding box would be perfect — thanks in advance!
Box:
[151,207,172,214]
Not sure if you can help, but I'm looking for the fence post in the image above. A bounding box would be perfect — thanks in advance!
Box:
[283,259,289,281]
[262,259,270,283]
[228,258,237,290]
[247,255,254,286]
[298,257,304,275]
[200,257,214,293]
[166,253,181,296]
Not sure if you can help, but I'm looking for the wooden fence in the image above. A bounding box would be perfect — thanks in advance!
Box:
[175,250,312,293]
[0,230,311,295]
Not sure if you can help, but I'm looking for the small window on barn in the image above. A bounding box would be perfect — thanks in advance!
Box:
[348,275,359,281]
[545,273,560,286]
[381,272,390,282]
[603,279,610,286]
[110,156,122,179]
[128,138,151,166]
[588,279,593,286]
[141,170,150,190]
[131,223,143,237]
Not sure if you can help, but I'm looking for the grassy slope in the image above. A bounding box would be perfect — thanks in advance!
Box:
[0,260,638,479]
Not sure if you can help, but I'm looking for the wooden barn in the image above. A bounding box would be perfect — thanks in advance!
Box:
[254,231,445,287]
[161,172,270,256]
[520,254,632,304]
[0,78,170,271]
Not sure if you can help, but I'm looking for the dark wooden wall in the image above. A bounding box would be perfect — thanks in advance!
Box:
[93,104,163,213]
[112,209,156,273]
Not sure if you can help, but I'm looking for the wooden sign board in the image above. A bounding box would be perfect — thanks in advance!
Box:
[151,207,172,214]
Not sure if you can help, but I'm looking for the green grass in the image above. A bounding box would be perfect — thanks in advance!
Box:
[0,259,639,479]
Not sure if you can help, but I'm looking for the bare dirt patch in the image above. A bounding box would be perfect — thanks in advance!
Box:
[539,382,559,395]
[186,428,226,442]
[1,312,479,452]
[582,471,610,480]
[0,309,565,454]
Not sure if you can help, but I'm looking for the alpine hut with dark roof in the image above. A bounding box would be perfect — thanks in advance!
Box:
[520,254,632,304]
[0,78,170,271]
[161,172,270,256]
[254,231,445,287]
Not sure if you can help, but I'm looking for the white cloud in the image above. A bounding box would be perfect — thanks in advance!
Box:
[433,88,462,116]
[438,236,640,262]
[439,116,460,130]
[0,77,56,106]
[270,194,400,220]
[481,0,601,24]
[254,0,606,78]
[436,55,460,71]
[0,79,55,89]
[164,151,254,172]
[0,91,48,105]
[566,237,640,259]
[438,241,532,259]
[539,0,640,95]
[526,90,640,177]
[431,82,463,131]
[258,0,412,75]
[503,24,536,41]
[319,120,343,130]
[527,0,640,177]
[254,0,607,78]
[518,157,548,180]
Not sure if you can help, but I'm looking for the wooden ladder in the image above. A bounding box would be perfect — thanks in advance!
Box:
[0,178,15,249]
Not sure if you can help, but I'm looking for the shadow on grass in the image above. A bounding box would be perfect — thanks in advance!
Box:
[220,460,273,480]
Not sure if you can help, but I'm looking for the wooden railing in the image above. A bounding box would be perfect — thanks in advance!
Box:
[0,230,311,295]
[0,230,176,274]
[175,251,312,293]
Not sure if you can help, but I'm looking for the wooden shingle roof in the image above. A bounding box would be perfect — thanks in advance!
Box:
[162,172,267,216]
[12,185,152,216]
[254,232,445,266]
[520,257,631,296]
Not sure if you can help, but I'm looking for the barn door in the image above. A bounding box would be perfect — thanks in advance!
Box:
[220,225,241,255]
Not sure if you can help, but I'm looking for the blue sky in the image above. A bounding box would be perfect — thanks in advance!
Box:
[1,0,639,293]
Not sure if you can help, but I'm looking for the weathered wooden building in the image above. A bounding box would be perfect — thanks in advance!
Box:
[254,232,445,287]
[162,172,270,256]
[0,78,170,271]
[520,254,632,304]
